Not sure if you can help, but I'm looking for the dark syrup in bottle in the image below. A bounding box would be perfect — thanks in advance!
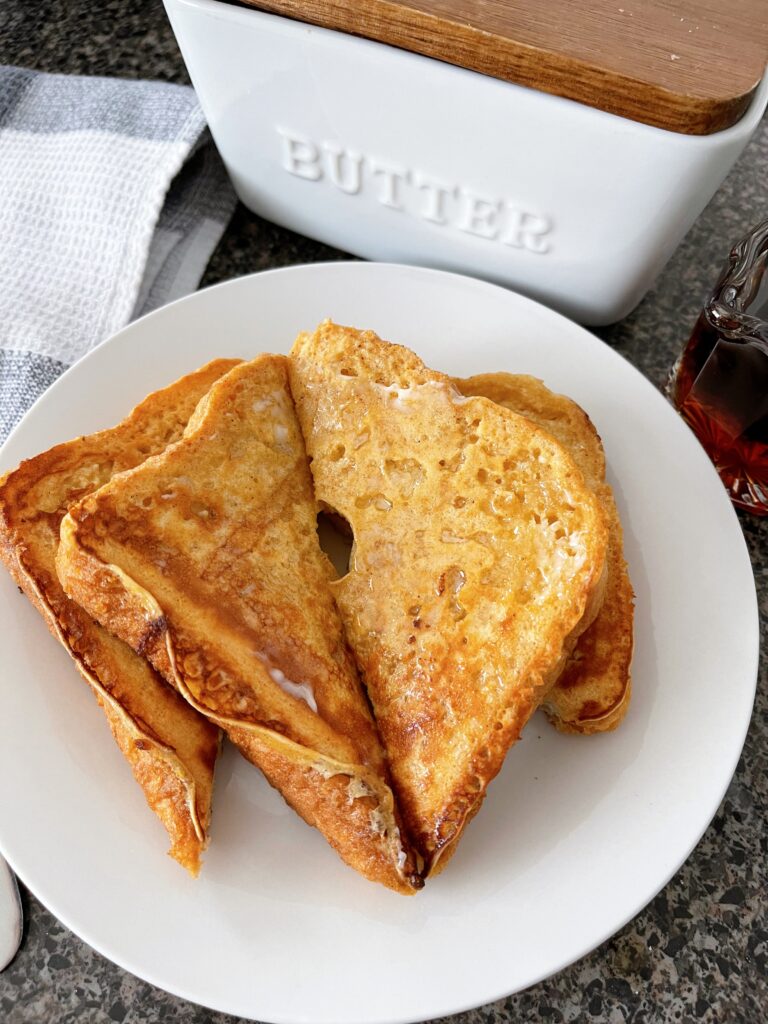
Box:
[670,222,768,515]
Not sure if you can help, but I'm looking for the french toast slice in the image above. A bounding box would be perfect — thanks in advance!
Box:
[289,321,609,873]
[57,355,421,894]
[0,360,238,874]
[457,374,634,734]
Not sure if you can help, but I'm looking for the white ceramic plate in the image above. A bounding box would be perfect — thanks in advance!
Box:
[0,263,757,1024]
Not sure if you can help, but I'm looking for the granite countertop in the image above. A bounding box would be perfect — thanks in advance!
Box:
[2,2,767,1022]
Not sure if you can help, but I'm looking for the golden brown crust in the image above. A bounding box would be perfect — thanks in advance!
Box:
[542,485,634,734]
[58,355,421,894]
[0,360,236,873]
[457,374,606,490]
[289,322,609,872]
[458,373,635,734]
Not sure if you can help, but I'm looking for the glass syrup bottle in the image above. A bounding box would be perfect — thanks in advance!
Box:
[669,219,768,515]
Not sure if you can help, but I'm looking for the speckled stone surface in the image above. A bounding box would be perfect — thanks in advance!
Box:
[1,3,766,1022]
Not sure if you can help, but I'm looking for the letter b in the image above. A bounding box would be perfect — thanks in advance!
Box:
[278,128,322,181]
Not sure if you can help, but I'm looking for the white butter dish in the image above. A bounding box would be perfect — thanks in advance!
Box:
[163,0,768,323]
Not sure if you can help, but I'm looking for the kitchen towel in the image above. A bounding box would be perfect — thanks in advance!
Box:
[0,65,237,443]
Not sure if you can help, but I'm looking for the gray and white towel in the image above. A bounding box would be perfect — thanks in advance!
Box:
[0,65,237,443]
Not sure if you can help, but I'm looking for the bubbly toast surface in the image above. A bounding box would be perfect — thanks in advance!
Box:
[289,322,609,872]
[0,360,237,874]
[58,355,421,894]
[457,374,634,734]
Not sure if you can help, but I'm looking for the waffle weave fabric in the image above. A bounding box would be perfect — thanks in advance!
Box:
[0,65,235,443]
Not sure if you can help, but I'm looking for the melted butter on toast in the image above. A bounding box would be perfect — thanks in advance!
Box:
[289,322,609,872]
[458,373,634,735]
[57,354,421,893]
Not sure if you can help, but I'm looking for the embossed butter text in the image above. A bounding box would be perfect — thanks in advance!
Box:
[277,128,552,254]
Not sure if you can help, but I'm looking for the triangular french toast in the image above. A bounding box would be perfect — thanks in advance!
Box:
[289,322,608,873]
[457,374,634,734]
[0,360,237,874]
[57,355,421,894]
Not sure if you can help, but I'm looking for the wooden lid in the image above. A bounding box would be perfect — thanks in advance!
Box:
[242,0,768,134]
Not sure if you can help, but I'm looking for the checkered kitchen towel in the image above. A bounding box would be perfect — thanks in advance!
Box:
[0,66,237,443]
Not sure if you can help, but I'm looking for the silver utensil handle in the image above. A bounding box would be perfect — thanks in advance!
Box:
[0,856,22,972]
